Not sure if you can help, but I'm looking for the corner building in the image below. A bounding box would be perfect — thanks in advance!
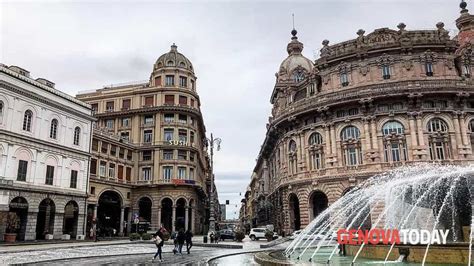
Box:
[248,5,474,235]
[77,44,210,235]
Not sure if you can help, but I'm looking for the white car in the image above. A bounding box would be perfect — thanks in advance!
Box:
[249,228,278,241]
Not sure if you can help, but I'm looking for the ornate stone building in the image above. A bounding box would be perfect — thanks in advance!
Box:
[0,65,94,241]
[76,44,211,235]
[246,3,474,235]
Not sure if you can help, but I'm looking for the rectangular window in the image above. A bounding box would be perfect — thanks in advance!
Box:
[126,167,131,181]
[120,132,130,141]
[108,163,115,178]
[178,150,187,160]
[106,101,114,111]
[178,129,187,142]
[17,160,28,181]
[165,75,175,86]
[121,117,131,127]
[118,165,124,180]
[164,129,174,141]
[144,96,154,107]
[91,103,98,112]
[179,76,187,87]
[189,168,194,180]
[101,142,108,154]
[190,131,195,144]
[163,150,173,160]
[142,167,151,181]
[155,76,162,86]
[143,130,153,143]
[106,119,114,129]
[143,150,152,161]
[190,117,195,126]
[425,62,434,76]
[119,148,125,159]
[70,170,78,188]
[178,167,186,179]
[90,158,97,175]
[110,145,117,156]
[99,161,107,177]
[163,166,173,182]
[340,72,349,87]
[127,150,133,161]
[92,139,99,151]
[190,152,195,162]
[90,186,96,195]
[191,80,195,90]
[45,165,54,185]
[190,99,195,108]
[179,96,187,105]
[382,65,391,79]
[164,95,175,105]
[144,115,154,125]
[122,99,131,110]
[164,114,174,123]
[178,114,187,124]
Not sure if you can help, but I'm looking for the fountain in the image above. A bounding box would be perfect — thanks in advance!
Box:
[255,164,473,265]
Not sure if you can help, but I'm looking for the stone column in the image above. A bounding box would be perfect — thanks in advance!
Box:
[459,113,469,146]
[25,211,37,240]
[453,112,463,146]
[408,113,418,146]
[127,209,132,234]
[157,207,161,228]
[324,125,331,155]
[185,207,189,230]
[191,208,195,233]
[119,207,124,235]
[330,124,337,156]
[93,204,97,220]
[53,212,64,239]
[370,117,378,150]
[363,118,371,150]
[416,114,425,146]
[172,205,176,232]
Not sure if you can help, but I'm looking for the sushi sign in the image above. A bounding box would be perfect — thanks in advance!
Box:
[168,140,189,146]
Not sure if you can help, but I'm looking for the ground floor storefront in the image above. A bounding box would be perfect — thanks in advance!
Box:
[0,186,86,241]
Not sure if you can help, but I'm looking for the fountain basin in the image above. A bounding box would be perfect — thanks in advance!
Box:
[343,242,470,264]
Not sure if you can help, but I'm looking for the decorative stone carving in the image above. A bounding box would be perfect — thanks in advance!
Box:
[419,50,438,63]
[376,53,395,66]
[402,57,414,70]
[320,40,332,57]
[358,60,370,76]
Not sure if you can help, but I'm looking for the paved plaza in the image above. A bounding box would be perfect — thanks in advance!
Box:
[0,237,288,265]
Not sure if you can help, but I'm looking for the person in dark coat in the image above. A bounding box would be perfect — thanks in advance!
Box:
[152,225,165,262]
[185,229,193,254]
[177,228,186,255]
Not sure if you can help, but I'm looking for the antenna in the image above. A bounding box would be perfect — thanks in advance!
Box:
[292,13,295,30]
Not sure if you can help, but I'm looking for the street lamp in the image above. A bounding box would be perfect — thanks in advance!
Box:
[206,133,221,236]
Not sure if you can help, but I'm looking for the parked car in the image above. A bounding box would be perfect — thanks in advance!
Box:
[249,228,278,241]
[219,229,236,241]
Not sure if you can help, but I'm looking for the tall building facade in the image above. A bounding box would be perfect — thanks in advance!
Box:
[77,44,211,235]
[245,4,474,235]
[0,65,94,241]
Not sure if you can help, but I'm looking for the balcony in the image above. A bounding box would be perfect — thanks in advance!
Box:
[141,122,155,128]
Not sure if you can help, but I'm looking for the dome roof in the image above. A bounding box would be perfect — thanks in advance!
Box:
[155,44,194,72]
[278,30,313,79]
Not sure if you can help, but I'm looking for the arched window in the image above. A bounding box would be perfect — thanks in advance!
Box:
[293,70,305,82]
[23,110,33,132]
[382,121,407,162]
[341,126,362,166]
[288,140,297,174]
[73,127,81,145]
[427,118,450,160]
[308,133,324,170]
[167,60,174,66]
[50,119,58,139]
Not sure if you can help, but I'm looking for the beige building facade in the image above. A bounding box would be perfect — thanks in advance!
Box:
[77,44,211,235]
[245,4,474,235]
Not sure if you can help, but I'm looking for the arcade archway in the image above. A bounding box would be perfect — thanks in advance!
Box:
[63,201,79,238]
[98,191,122,237]
[138,197,152,223]
[309,191,328,221]
[161,198,173,231]
[176,198,186,230]
[36,198,55,240]
[9,197,28,241]
[288,193,301,231]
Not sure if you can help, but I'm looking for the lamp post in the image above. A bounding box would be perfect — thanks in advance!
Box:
[206,133,221,236]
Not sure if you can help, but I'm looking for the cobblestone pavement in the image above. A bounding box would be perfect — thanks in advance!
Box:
[1,238,288,265]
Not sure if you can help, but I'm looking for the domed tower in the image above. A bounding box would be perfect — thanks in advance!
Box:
[76,44,210,235]
[271,29,315,118]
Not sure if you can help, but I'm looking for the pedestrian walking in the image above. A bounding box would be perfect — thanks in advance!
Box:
[210,232,215,243]
[152,225,166,262]
[185,229,193,254]
[215,231,220,244]
[177,228,185,255]
[171,231,178,254]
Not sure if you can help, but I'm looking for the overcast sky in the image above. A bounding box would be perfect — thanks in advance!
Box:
[1,0,461,219]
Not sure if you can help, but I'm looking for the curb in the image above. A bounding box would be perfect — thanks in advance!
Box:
[260,237,290,248]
